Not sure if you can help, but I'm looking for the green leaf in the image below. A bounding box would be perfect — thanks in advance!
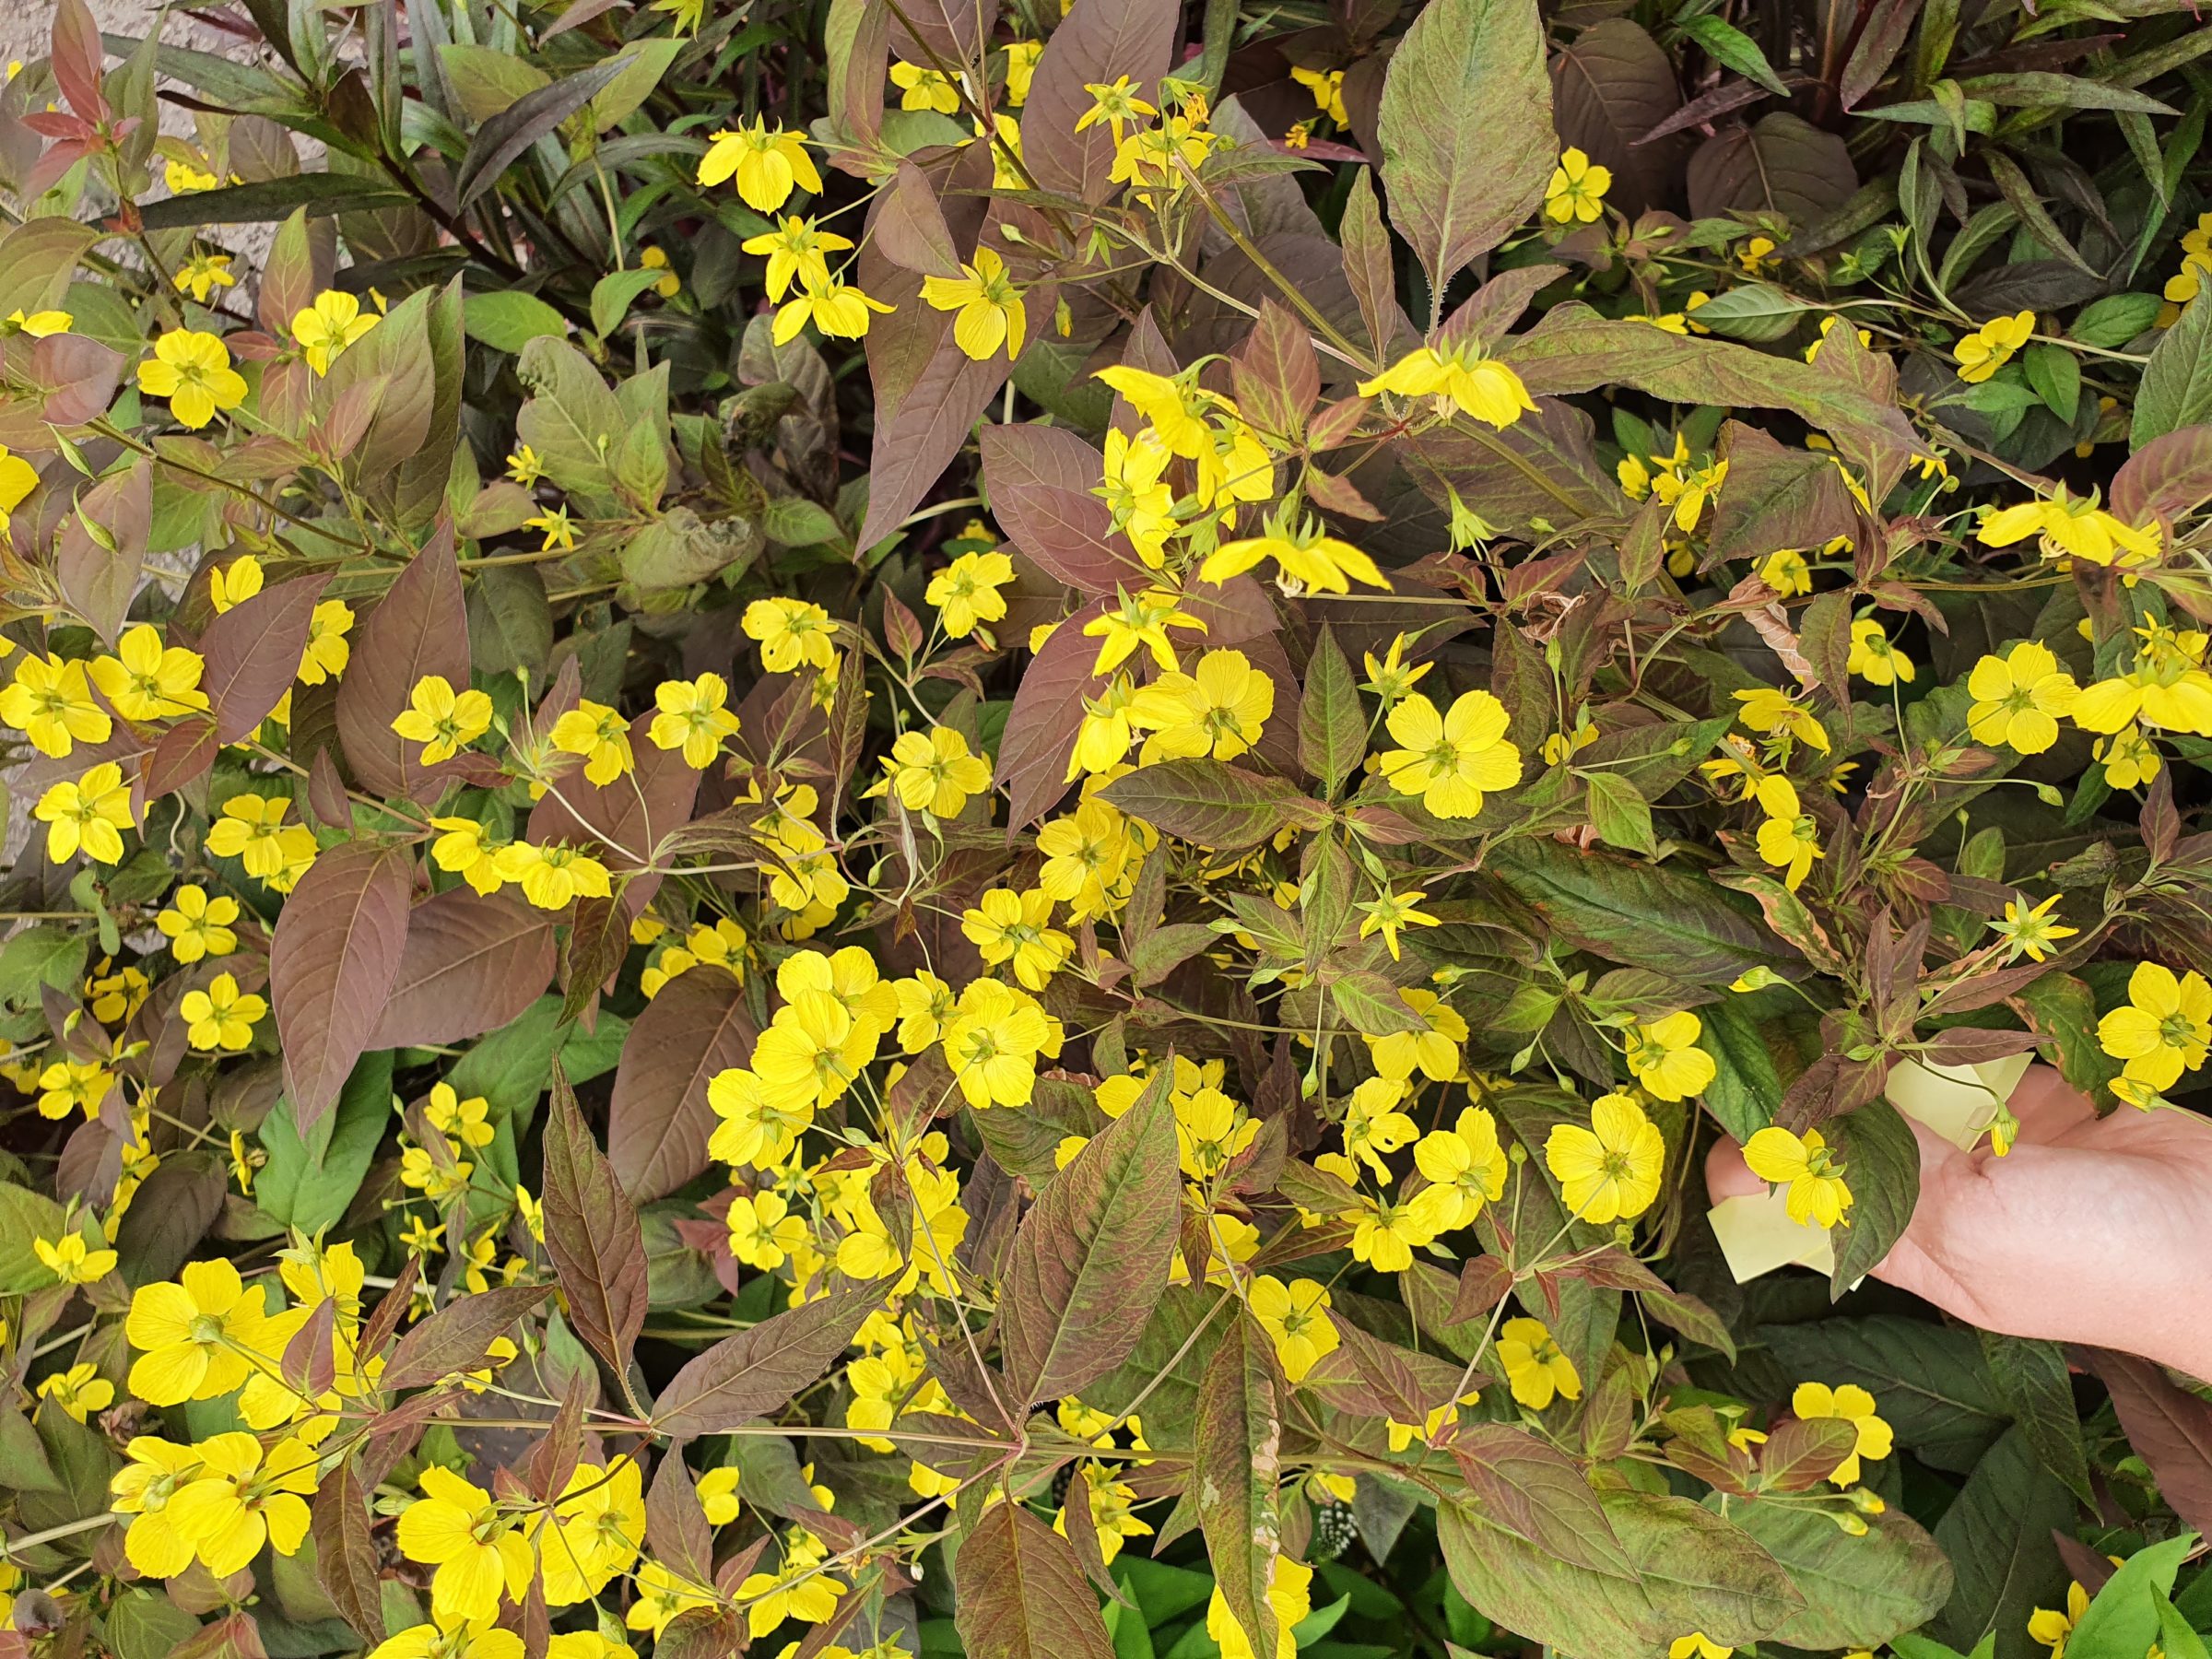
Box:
[2072,293,2161,349]
[257,1050,394,1237]
[453,58,627,209]
[1101,759,1330,849]
[515,334,625,498]
[1700,990,1802,1141]
[0,1182,70,1293]
[1583,771,1655,856]
[1979,1332,2093,1505]
[448,994,627,1129]
[1680,15,1792,96]
[2065,1534,2195,1659]
[464,290,567,353]
[763,496,842,547]
[1488,838,1789,984]
[1730,1501,1955,1650]
[999,1065,1182,1404]
[0,925,88,1008]
[591,267,669,339]
[1827,1099,1919,1295]
[2023,342,2082,424]
[1929,1425,2074,1659]
[1299,624,1365,798]
[1374,0,1553,291]
[2134,292,2212,450]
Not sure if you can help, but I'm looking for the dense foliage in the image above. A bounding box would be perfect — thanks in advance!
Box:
[0,0,2210,1654]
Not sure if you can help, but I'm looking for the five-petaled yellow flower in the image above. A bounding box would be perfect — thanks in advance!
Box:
[1375,688,1524,818]
[1743,1124,1853,1228]
[180,971,266,1052]
[1545,1091,1665,1223]
[920,248,1029,362]
[1791,1381,1893,1484]
[35,762,135,865]
[136,329,249,429]
[1545,147,1611,223]
[2097,960,2211,1092]
[291,289,378,374]
[1953,309,2035,382]
[392,674,495,765]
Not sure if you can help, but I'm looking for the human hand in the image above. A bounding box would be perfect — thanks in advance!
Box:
[1706,1065,2212,1379]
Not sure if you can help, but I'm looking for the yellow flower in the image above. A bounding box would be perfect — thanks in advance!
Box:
[925,549,1015,639]
[1791,1382,1893,1484]
[35,761,135,865]
[2097,961,2211,1091]
[1497,1316,1581,1408]
[1358,343,1536,429]
[1248,1274,1336,1382]
[2030,1583,2091,1659]
[0,441,37,524]
[1357,887,1441,961]
[697,119,823,212]
[166,1432,317,1576]
[729,1189,810,1270]
[889,60,962,114]
[1953,309,2036,382]
[1545,1092,1665,1223]
[541,1458,645,1605]
[2070,622,2212,736]
[1671,1635,1734,1659]
[1754,774,1823,891]
[740,216,852,301]
[1289,63,1347,124]
[506,445,543,486]
[291,290,377,374]
[1758,547,1813,597]
[124,1259,284,1405]
[1733,685,1830,751]
[1652,457,1727,532]
[36,1361,112,1422]
[961,887,1073,990]
[1128,648,1275,762]
[172,251,236,303]
[1545,146,1611,223]
[1978,489,2160,569]
[940,978,1054,1109]
[396,1464,535,1622]
[1057,1461,1152,1564]
[773,272,894,343]
[157,885,236,959]
[3,306,72,336]
[1846,618,1913,686]
[136,329,248,429]
[1347,1184,1455,1273]
[879,725,992,818]
[1966,641,2078,754]
[1413,1107,1508,1228]
[1375,688,1523,818]
[35,1058,112,1121]
[89,623,208,721]
[649,672,741,767]
[299,599,355,685]
[1367,987,1467,1082]
[496,842,614,911]
[391,674,494,765]
[207,792,312,880]
[549,698,634,786]
[1,653,112,756]
[1625,1010,1716,1100]
[1075,75,1157,145]
[1742,1125,1853,1227]
[1083,587,1207,674]
[745,596,839,673]
[112,1436,204,1578]
[640,243,679,298]
[699,1465,742,1526]
[1992,892,2077,963]
[524,506,574,551]
[922,246,1030,362]
[209,553,265,613]
[1002,41,1042,104]
[180,971,266,1052]
[34,1230,116,1285]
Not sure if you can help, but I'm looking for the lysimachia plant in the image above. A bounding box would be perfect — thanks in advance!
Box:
[0,0,2208,1655]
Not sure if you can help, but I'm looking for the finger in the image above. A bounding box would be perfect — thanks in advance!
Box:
[1703,1134,1769,1202]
